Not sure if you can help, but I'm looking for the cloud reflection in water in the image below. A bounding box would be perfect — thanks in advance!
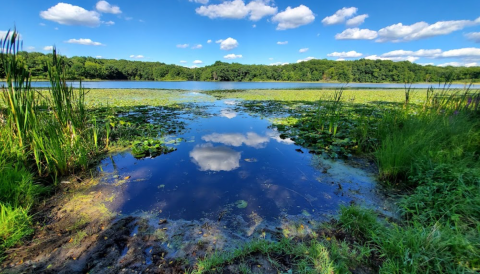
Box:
[189,143,241,171]
[202,132,270,148]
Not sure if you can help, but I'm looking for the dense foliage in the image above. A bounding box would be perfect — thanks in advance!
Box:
[2,52,480,83]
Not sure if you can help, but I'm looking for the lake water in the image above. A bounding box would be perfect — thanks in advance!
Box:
[95,95,386,222]
[3,80,473,90]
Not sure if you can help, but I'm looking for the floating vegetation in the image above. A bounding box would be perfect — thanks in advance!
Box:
[131,139,177,159]
[235,200,248,209]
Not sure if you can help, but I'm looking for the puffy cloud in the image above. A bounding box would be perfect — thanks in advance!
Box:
[346,14,368,27]
[272,5,315,30]
[270,62,289,66]
[216,37,239,50]
[365,55,419,62]
[277,41,288,45]
[190,144,241,172]
[224,54,243,59]
[180,60,188,63]
[378,48,480,59]
[96,1,122,14]
[441,47,480,58]
[177,44,189,48]
[43,46,54,51]
[322,7,357,25]
[381,49,442,57]
[466,32,480,43]
[40,3,101,27]
[299,48,309,53]
[437,62,479,67]
[103,20,115,26]
[195,0,277,21]
[189,0,209,4]
[327,51,363,58]
[191,44,203,49]
[207,39,212,43]
[297,57,315,63]
[335,28,378,40]
[193,60,203,64]
[65,38,104,46]
[130,55,144,59]
[202,132,270,148]
[96,55,103,58]
[377,18,480,42]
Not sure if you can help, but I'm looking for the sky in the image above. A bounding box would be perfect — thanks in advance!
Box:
[1,0,480,68]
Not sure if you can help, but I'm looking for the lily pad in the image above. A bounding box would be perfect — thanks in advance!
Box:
[235,200,248,209]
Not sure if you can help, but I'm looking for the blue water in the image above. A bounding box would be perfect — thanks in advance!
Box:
[97,99,384,221]
[4,80,473,90]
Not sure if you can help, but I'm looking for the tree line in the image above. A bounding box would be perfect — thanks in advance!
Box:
[1,51,479,83]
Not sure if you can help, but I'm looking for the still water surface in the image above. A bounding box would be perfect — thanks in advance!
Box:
[97,96,385,221]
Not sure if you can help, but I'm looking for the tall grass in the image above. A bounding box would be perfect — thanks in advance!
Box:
[0,30,108,258]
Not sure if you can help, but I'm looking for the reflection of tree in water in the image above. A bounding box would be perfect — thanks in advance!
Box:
[189,144,241,171]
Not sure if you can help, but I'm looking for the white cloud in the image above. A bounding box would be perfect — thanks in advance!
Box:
[365,55,419,62]
[190,144,241,172]
[277,41,288,45]
[381,49,442,57]
[195,0,277,21]
[336,58,345,61]
[322,7,357,25]
[299,48,309,53]
[377,18,480,42]
[96,55,103,58]
[96,1,122,14]
[441,48,480,58]
[346,14,368,27]
[39,23,46,26]
[130,55,144,59]
[335,28,378,40]
[378,48,480,60]
[224,54,243,59]
[43,46,54,51]
[65,38,104,46]
[297,57,315,63]
[327,51,363,58]
[217,37,239,50]
[437,62,464,67]
[207,39,212,43]
[466,32,480,43]
[418,63,434,66]
[189,0,209,4]
[252,24,256,28]
[180,60,188,63]
[272,5,315,30]
[270,62,289,66]
[177,44,189,48]
[192,44,203,49]
[103,20,115,26]
[190,65,199,69]
[193,60,203,64]
[269,57,274,60]
[40,3,101,27]
[220,109,237,119]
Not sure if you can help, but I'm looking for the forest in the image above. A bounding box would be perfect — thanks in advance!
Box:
[1,51,479,83]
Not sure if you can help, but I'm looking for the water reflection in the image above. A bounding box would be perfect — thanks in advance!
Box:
[202,132,270,148]
[189,143,241,171]
[266,129,295,145]
[220,109,237,119]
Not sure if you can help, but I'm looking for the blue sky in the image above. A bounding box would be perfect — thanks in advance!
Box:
[1,0,480,67]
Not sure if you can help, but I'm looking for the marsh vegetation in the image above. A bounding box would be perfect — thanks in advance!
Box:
[1,31,479,273]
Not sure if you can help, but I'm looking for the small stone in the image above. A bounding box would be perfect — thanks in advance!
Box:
[158,219,168,225]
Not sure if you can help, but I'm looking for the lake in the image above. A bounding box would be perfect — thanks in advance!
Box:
[3,80,473,90]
